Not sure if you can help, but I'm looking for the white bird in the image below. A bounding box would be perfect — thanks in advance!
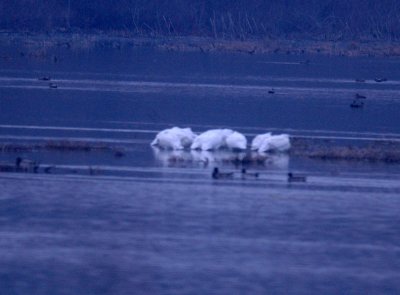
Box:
[151,127,197,150]
[173,127,197,147]
[251,132,271,150]
[225,131,247,150]
[190,129,233,150]
[258,134,291,152]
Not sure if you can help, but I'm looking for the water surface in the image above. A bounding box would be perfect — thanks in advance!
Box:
[1,45,400,294]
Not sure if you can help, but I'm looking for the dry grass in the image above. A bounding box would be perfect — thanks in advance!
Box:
[0,140,125,155]
[4,32,400,57]
[291,138,400,163]
[305,147,400,163]
[2,137,399,163]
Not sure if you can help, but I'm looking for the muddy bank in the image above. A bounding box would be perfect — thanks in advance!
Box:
[291,138,400,163]
[2,31,400,58]
[1,137,400,164]
[0,140,125,156]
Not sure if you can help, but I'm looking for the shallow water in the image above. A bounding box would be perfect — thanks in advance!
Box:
[1,45,400,294]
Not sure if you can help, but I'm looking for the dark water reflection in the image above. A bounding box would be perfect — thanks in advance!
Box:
[1,46,400,294]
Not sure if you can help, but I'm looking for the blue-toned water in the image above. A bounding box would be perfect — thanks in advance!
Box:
[1,45,400,294]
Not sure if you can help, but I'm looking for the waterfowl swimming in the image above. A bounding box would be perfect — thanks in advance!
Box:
[212,167,234,179]
[49,83,58,88]
[248,47,256,55]
[38,76,51,81]
[257,134,291,153]
[114,150,125,158]
[225,131,247,150]
[350,99,364,108]
[287,172,306,182]
[355,93,366,99]
[44,166,54,173]
[251,133,272,151]
[374,77,387,83]
[151,127,197,150]
[241,168,259,179]
[191,129,233,151]
[268,88,275,94]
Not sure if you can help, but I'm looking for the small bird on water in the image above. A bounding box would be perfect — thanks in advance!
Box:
[212,167,234,179]
[374,77,387,83]
[287,172,307,183]
[350,99,364,108]
[241,168,259,179]
[355,93,366,99]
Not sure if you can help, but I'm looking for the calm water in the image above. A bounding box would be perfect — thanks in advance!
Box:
[1,45,400,294]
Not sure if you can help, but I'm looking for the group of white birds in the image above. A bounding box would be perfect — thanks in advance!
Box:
[151,127,290,153]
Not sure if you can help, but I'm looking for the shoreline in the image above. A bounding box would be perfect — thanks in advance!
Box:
[2,31,400,58]
[1,137,400,164]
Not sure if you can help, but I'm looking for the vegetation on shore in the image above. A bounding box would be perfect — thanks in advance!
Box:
[291,138,400,163]
[0,141,125,155]
[3,32,400,58]
[2,0,400,41]
[2,1,400,57]
[1,138,400,164]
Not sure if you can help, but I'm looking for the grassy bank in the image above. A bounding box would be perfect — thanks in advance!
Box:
[1,138,400,164]
[2,31,400,58]
[0,140,125,155]
[291,138,400,163]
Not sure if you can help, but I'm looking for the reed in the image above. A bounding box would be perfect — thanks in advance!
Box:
[291,138,400,163]
[0,141,125,154]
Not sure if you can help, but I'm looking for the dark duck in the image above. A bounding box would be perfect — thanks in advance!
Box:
[287,172,307,183]
[212,167,234,179]
[241,168,259,179]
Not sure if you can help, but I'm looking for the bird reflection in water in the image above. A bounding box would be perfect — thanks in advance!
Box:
[152,147,289,169]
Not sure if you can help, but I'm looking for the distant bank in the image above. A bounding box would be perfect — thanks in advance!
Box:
[1,31,400,58]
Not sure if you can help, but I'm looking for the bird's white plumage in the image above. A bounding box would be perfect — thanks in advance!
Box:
[151,127,197,150]
[225,131,247,150]
[258,134,290,152]
[190,129,233,150]
[152,127,290,153]
[251,132,272,150]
